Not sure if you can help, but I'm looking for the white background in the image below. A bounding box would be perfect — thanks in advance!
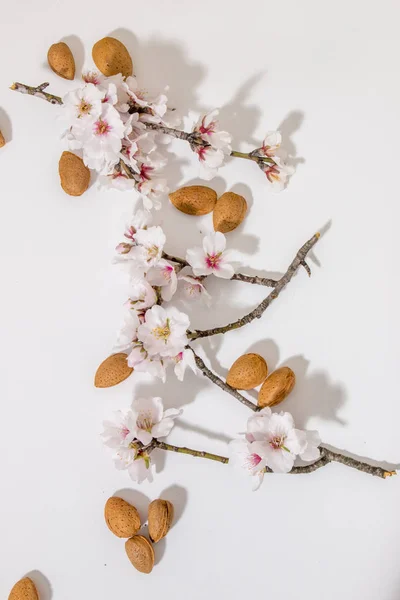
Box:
[1,1,399,598]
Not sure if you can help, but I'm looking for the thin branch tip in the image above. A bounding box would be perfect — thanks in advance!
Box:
[384,470,397,478]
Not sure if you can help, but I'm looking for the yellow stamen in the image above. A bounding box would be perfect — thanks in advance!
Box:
[152,322,171,341]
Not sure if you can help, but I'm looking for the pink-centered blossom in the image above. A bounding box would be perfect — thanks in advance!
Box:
[250,410,306,474]
[103,396,182,483]
[172,348,197,381]
[63,84,103,129]
[178,273,212,306]
[146,259,177,301]
[80,104,126,173]
[229,439,266,491]
[230,407,321,489]
[130,396,182,445]
[263,158,294,192]
[194,109,232,152]
[82,70,104,86]
[186,232,235,279]
[101,410,137,449]
[195,145,226,180]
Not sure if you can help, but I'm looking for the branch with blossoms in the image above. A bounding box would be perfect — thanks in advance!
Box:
[100,208,397,489]
[11,78,293,209]
[14,45,395,490]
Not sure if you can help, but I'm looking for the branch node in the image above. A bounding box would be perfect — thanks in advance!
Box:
[301,260,312,277]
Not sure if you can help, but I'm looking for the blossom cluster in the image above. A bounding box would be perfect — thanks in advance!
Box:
[229,407,321,489]
[254,131,295,192]
[102,396,181,483]
[113,209,236,381]
[62,71,175,209]
[61,70,293,207]
[190,109,232,180]
[61,71,235,207]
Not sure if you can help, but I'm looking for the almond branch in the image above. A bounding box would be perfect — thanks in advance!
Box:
[152,441,395,478]
[10,81,276,168]
[188,350,397,479]
[189,232,320,340]
[10,82,62,104]
[162,252,278,288]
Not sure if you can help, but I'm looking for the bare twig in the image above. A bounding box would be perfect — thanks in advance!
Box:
[189,232,320,340]
[154,440,229,464]
[189,347,258,412]
[10,82,62,105]
[230,273,277,287]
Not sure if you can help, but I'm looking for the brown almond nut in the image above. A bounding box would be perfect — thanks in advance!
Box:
[8,577,39,600]
[213,191,247,233]
[94,353,133,388]
[226,353,268,390]
[105,496,141,538]
[125,535,155,574]
[47,42,75,80]
[59,151,90,197]
[0,130,6,148]
[169,186,217,215]
[148,499,174,543]
[258,367,296,408]
[92,37,133,78]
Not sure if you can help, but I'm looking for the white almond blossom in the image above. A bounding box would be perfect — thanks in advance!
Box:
[127,453,153,483]
[229,407,321,488]
[192,109,231,179]
[178,273,212,306]
[134,226,166,268]
[114,309,140,354]
[186,232,235,279]
[195,145,226,180]
[300,430,321,462]
[259,131,283,158]
[263,159,294,192]
[130,396,182,445]
[114,446,153,484]
[252,131,294,191]
[229,439,267,491]
[63,83,103,129]
[126,344,167,381]
[172,348,197,381]
[101,410,137,449]
[125,209,152,241]
[79,103,126,173]
[126,277,158,310]
[103,397,181,483]
[139,178,169,211]
[137,304,189,357]
[101,81,118,106]
[249,408,306,473]
[82,70,104,86]
[193,109,232,152]
[100,170,135,191]
[146,259,177,301]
